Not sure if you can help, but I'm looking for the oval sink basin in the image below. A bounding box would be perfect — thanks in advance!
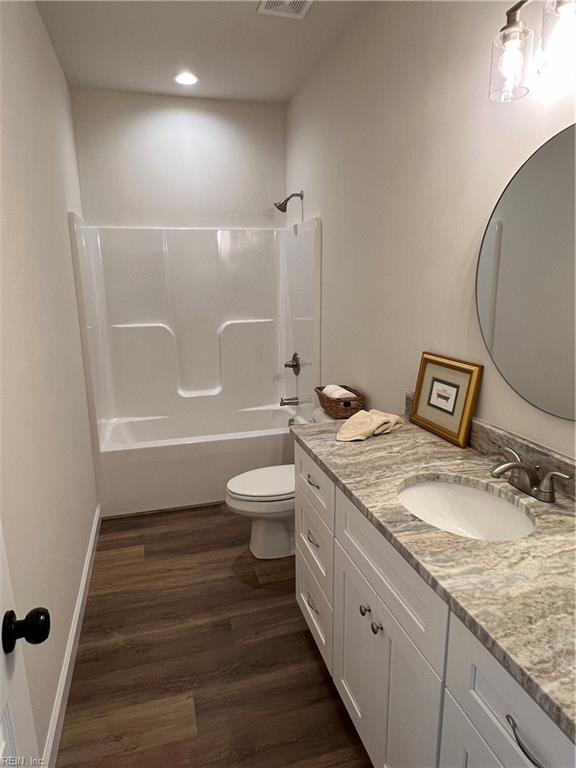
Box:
[398,481,535,541]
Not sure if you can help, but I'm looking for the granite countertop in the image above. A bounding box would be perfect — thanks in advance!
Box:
[291,421,576,742]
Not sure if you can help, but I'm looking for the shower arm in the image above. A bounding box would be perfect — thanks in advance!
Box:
[285,191,303,206]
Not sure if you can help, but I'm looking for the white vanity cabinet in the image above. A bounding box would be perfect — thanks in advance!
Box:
[294,444,575,768]
[294,445,447,767]
[333,540,443,768]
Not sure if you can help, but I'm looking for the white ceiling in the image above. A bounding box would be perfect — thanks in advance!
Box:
[39,1,365,102]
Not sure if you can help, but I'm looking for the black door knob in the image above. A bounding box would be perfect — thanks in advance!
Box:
[2,608,50,654]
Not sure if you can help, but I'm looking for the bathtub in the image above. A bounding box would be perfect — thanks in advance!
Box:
[100,405,309,517]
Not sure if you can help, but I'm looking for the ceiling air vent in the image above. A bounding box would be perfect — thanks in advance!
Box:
[257,0,313,21]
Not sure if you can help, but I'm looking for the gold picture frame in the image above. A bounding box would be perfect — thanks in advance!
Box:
[410,353,483,448]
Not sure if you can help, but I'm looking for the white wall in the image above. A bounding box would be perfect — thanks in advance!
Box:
[72,87,287,227]
[0,1,98,754]
[287,1,575,457]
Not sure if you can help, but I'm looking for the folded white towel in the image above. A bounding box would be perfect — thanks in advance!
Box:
[336,409,404,442]
[322,384,356,399]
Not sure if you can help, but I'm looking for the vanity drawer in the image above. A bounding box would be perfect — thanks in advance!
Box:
[296,545,333,671]
[447,614,575,768]
[440,691,504,768]
[335,488,448,674]
[295,443,335,531]
[295,489,334,604]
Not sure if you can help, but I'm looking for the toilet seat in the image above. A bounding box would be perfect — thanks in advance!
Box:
[225,495,294,517]
[226,464,295,503]
[227,491,294,503]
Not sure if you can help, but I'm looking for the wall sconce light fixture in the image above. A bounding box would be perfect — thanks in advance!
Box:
[490,0,576,102]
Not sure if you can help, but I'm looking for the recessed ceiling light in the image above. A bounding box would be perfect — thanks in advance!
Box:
[173,71,199,86]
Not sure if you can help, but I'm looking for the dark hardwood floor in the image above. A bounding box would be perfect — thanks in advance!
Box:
[57,504,372,768]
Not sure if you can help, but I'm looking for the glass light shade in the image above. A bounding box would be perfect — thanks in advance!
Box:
[536,0,576,97]
[489,22,534,102]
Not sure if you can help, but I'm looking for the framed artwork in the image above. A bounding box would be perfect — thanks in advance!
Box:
[410,353,483,447]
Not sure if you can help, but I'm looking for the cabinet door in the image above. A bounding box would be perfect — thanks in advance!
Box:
[440,692,505,768]
[335,488,448,674]
[371,592,443,768]
[334,542,443,768]
[333,541,386,764]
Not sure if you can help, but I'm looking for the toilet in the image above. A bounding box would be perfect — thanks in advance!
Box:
[226,464,295,559]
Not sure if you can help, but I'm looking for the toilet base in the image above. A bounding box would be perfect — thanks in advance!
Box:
[249,517,295,559]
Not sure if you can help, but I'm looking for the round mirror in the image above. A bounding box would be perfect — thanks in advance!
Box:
[476,125,575,420]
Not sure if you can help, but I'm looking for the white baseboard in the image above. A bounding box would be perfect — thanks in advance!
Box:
[42,503,101,768]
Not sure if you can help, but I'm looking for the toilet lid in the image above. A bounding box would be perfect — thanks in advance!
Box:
[227,464,295,502]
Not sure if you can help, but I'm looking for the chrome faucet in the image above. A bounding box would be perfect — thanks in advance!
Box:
[490,447,571,503]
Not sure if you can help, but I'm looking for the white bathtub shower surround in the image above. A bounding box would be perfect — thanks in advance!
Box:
[72,220,321,516]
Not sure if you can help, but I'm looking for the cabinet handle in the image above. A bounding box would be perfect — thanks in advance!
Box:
[359,605,371,617]
[505,715,545,768]
[370,621,383,635]
[306,592,320,615]
[307,474,321,490]
[306,530,320,548]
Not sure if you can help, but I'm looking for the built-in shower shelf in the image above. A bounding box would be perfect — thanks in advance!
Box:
[110,318,277,399]
[112,322,175,336]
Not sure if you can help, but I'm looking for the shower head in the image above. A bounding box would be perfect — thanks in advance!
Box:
[274,191,304,213]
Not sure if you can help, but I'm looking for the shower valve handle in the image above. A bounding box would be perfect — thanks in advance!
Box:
[284,353,301,376]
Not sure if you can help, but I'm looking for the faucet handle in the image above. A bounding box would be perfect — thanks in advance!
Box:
[284,352,301,376]
[503,446,522,462]
[502,447,542,472]
[539,471,572,492]
[490,446,522,474]
[536,471,572,503]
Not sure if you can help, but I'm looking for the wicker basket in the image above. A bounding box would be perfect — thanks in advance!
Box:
[315,385,365,420]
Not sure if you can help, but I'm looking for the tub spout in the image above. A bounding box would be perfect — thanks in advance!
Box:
[280,396,299,407]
